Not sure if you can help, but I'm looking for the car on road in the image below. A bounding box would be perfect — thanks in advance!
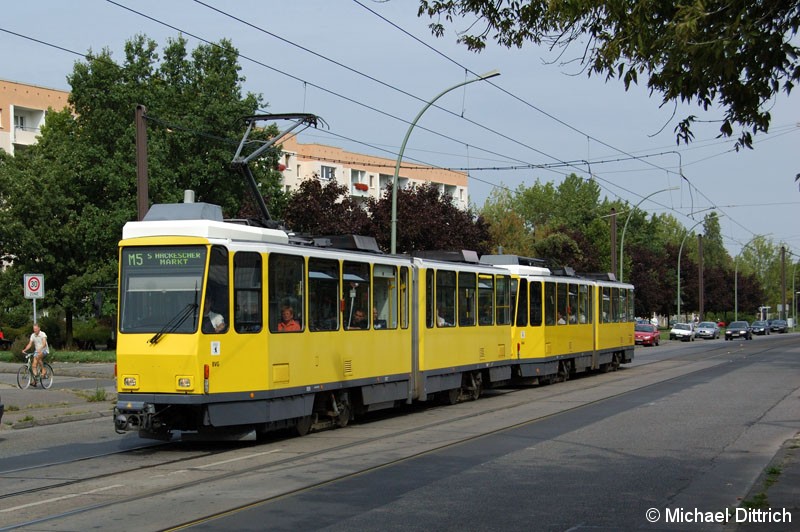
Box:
[751,320,770,335]
[635,323,661,346]
[770,319,788,333]
[669,322,695,341]
[725,321,752,340]
[694,321,720,339]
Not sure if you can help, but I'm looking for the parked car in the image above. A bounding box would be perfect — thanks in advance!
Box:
[725,321,752,340]
[716,321,725,328]
[751,320,770,335]
[770,319,788,333]
[635,323,661,346]
[695,321,720,339]
[669,322,695,341]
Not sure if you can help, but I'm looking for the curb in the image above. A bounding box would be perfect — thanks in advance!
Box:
[11,409,114,430]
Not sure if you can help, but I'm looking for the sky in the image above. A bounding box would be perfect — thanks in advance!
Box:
[2,0,799,260]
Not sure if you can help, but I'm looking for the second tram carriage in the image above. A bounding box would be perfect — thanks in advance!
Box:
[114,200,634,440]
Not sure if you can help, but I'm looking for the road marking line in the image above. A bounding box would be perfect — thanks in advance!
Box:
[1,484,123,512]
[195,449,282,469]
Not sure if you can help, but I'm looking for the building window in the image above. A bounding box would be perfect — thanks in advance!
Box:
[351,169,365,182]
[14,115,25,130]
[320,166,336,180]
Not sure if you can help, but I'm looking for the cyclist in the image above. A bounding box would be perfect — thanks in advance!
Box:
[22,323,48,386]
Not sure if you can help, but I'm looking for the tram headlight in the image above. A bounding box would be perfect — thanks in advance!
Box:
[176,376,194,391]
[121,375,139,389]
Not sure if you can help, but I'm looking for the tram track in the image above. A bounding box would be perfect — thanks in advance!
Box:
[1,336,795,530]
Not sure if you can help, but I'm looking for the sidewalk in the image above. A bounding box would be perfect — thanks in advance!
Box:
[734,432,800,530]
[0,361,116,430]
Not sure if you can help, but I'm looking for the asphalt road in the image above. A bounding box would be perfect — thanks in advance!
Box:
[188,338,800,531]
[0,337,798,531]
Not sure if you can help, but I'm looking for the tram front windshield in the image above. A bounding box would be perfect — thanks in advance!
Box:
[120,246,207,333]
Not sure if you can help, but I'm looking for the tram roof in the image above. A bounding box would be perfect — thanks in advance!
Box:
[123,202,290,244]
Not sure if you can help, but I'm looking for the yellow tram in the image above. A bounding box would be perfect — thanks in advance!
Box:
[114,200,634,440]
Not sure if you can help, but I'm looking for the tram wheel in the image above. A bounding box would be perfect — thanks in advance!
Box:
[442,388,460,405]
[335,395,351,428]
[468,372,483,401]
[295,415,313,436]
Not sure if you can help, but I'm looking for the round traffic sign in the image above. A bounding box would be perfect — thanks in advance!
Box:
[24,273,44,299]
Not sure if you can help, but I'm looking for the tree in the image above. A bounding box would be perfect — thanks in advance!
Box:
[418,1,799,149]
[283,178,371,236]
[0,35,272,346]
[480,187,535,256]
[369,182,491,254]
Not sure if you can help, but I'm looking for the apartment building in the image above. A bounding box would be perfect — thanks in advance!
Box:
[0,79,468,207]
[0,79,70,155]
[280,136,469,210]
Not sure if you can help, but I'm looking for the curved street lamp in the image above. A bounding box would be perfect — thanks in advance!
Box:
[676,219,704,319]
[619,187,678,282]
[390,70,501,254]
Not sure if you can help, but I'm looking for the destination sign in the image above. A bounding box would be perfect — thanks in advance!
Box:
[123,247,206,269]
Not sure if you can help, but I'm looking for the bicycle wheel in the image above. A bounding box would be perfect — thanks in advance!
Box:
[17,366,31,389]
[40,363,54,389]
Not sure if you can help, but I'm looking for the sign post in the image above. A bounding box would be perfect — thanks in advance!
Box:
[24,274,45,323]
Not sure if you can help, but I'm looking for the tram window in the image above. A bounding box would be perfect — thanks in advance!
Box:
[458,272,477,326]
[309,258,339,331]
[436,270,456,327]
[478,275,493,326]
[344,261,370,330]
[629,289,635,322]
[621,288,631,322]
[529,281,542,326]
[233,252,262,333]
[568,284,578,324]
[426,269,435,328]
[602,287,611,323]
[203,246,229,334]
[119,245,206,333]
[544,282,556,325]
[578,284,591,324]
[373,264,397,330]
[400,267,409,329]
[516,278,528,327]
[496,275,511,325]
[556,283,569,325]
[268,253,304,333]
[510,279,519,326]
[611,287,619,322]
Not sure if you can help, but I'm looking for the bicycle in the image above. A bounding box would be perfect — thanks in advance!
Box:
[17,352,54,389]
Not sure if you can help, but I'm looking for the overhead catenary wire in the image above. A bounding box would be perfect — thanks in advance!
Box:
[2,2,794,248]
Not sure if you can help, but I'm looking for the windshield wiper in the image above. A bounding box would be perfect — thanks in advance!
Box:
[148,302,199,345]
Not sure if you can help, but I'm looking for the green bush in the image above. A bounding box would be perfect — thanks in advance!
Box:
[73,319,113,350]
[38,315,62,349]
[10,336,29,362]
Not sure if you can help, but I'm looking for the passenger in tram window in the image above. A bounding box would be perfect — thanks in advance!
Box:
[479,304,493,325]
[202,295,226,333]
[557,312,567,325]
[350,309,368,329]
[437,307,452,327]
[373,307,387,329]
[277,306,301,332]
